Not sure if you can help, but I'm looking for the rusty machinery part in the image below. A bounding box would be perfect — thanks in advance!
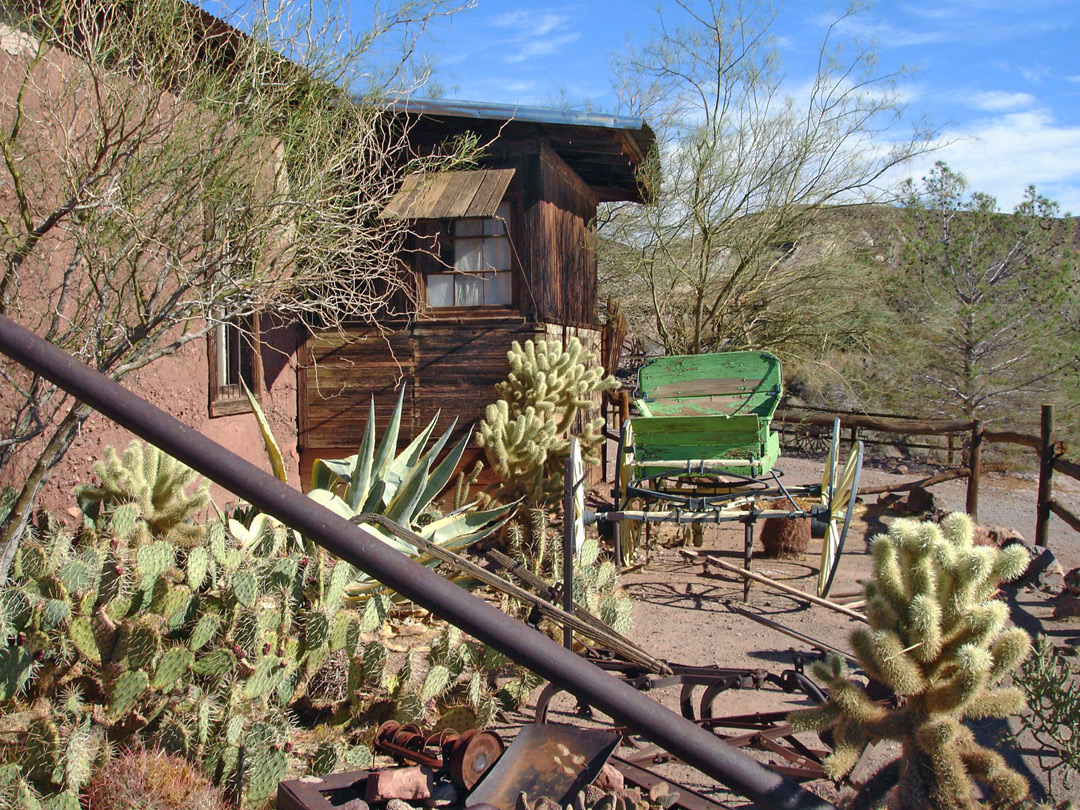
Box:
[374,721,505,790]
[446,728,505,790]
[535,657,842,783]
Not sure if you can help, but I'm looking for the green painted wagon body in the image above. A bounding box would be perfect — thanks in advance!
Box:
[632,351,783,478]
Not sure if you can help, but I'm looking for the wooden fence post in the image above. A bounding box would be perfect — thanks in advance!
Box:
[966,421,982,521]
[1036,404,1054,548]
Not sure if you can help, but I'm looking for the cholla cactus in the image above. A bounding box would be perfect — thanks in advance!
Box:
[76,442,209,548]
[478,338,617,506]
[789,514,1031,810]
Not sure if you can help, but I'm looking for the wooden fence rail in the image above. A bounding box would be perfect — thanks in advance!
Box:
[774,404,1080,547]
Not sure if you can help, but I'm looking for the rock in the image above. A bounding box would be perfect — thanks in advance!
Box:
[365,767,436,802]
[1007,541,1061,592]
[971,524,994,547]
[903,486,935,515]
[992,527,1027,547]
[340,801,370,810]
[424,782,461,808]
[386,801,413,810]
[876,492,904,509]
[1065,567,1080,596]
[584,785,606,805]
[592,763,624,792]
[1052,592,1080,620]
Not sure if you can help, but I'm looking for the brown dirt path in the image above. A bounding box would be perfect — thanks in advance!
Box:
[530,454,1080,808]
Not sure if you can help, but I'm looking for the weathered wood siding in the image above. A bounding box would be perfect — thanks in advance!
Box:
[298,322,604,490]
[527,143,600,329]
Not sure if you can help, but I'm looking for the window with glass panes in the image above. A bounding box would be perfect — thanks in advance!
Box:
[427,201,512,307]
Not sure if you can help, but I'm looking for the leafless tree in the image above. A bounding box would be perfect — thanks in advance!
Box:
[600,0,934,359]
[0,0,472,575]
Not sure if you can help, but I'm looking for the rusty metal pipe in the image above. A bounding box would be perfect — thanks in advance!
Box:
[0,315,836,810]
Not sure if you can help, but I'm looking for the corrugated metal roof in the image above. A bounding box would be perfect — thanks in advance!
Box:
[383,97,655,162]
[378,168,515,220]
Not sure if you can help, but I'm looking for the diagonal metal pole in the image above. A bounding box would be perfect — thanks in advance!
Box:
[0,315,836,810]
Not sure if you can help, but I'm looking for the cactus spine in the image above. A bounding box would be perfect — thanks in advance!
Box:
[789,514,1032,810]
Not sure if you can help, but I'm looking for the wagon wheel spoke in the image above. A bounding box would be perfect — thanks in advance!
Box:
[817,441,864,598]
[821,418,840,503]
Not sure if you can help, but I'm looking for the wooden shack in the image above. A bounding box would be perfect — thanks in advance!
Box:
[298,100,654,483]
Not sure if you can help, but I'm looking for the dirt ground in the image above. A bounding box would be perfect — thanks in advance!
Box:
[527,454,1080,809]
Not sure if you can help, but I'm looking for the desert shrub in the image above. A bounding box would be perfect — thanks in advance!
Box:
[1013,635,1080,802]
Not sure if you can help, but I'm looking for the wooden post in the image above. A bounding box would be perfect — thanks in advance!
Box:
[966,421,982,520]
[1036,404,1054,548]
[947,434,955,466]
[601,396,609,483]
[619,389,630,428]
[562,455,575,650]
[849,426,858,450]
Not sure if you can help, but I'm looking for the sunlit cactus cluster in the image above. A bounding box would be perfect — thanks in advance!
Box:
[790,513,1032,810]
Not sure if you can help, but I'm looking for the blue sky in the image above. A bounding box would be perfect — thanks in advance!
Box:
[199,0,1080,212]
[407,0,1080,213]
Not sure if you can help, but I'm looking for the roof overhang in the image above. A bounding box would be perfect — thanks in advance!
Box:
[378,168,515,221]
[383,98,654,204]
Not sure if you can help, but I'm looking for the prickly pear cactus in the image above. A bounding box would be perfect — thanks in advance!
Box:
[789,514,1032,810]
[2,454,517,808]
[478,338,617,506]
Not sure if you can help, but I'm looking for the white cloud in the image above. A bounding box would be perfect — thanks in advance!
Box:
[1020,65,1051,84]
[488,9,581,64]
[970,91,1036,112]
[892,107,1080,213]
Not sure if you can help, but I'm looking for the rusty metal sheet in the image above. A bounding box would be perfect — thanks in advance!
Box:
[466,724,619,810]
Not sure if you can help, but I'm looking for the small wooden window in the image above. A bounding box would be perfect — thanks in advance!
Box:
[427,202,513,308]
[208,313,261,417]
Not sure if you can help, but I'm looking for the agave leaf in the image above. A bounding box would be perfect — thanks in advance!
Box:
[243,381,287,484]
[374,414,439,511]
[311,456,356,492]
[388,412,440,481]
[383,456,432,525]
[369,386,406,482]
[345,398,377,511]
[417,425,470,513]
[420,502,515,547]
[305,490,413,554]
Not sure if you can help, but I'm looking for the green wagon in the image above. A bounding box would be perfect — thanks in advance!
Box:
[605,351,863,598]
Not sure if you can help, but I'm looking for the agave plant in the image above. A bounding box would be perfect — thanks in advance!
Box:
[307,387,513,595]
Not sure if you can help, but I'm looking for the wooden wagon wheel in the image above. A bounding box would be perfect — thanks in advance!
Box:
[817,427,864,598]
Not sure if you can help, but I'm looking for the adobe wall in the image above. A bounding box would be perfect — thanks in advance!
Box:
[0,26,303,520]
[1,320,303,520]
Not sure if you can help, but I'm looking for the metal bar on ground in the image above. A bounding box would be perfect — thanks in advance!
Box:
[0,315,836,810]
[681,550,867,623]
[725,603,858,666]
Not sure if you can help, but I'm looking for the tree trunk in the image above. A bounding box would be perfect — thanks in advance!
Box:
[0,402,92,578]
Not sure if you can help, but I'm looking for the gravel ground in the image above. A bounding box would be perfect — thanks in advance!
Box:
[524,452,1080,809]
